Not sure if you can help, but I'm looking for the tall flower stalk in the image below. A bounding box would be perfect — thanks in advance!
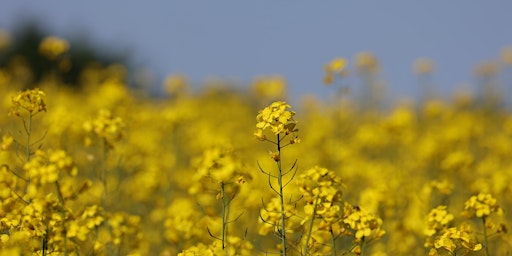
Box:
[9,88,47,190]
[254,101,300,255]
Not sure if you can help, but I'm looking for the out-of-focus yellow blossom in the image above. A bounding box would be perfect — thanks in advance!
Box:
[259,196,298,236]
[343,206,385,241]
[179,236,253,256]
[501,46,512,65]
[474,60,499,77]
[296,166,343,205]
[251,75,287,100]
[463,193,503,218]
[164,74,190,96]
[1,134,13,151]
[24,149,77,186]
[83,109,125,147]
[355,51,380,73]
[9,88,46,116]
[424,206,454,237]
[255,101,298,136]
[413,58,436,75]
[39,36,69,60]
[323,57,348,85]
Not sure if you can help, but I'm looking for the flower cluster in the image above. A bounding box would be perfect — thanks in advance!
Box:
[9,88,47,116]
[83,109,125,147]
[178,236,254,256]
[258,197,298,236]
[424,205,454,237]
[296,166,344,228]
[343,206,385,242]
[463,192,503,218]
[428,224,482,255]
[254,101,298,139]
[25,149,77,184]
[39,36,69,60]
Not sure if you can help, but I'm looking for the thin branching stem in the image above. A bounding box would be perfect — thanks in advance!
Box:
[276,133,287,255]
[482,216,489,256]
[304,196,319,255]
[330,227,337,256]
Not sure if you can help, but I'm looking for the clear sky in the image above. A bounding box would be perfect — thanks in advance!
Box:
[1,1,511,102]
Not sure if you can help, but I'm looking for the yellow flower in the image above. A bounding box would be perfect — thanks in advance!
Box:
[255,101,298,136]
[464,192,503,218]
[424,205,454,237]
[251,75,287,100]
[163,74,189,96]
[1,134,13,151]
[323,57,348,85]
[39,36,69,60]
[9,88,47,116]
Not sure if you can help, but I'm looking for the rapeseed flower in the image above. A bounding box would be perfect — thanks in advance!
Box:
[9,88,46,116]
[255,101,297,136]
[39,36,69,60]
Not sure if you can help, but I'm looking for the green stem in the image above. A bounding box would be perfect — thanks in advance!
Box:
[101,138,108,208]
[360,236,365,256]
[330,227,337,256]
[276,134,287,256]
[482,216,489,256]
[25,113,33,190]
[55,181,68,256]
[304,196,319,254]
[221,182,228,254]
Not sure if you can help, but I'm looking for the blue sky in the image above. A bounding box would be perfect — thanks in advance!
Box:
[1,1,511,102]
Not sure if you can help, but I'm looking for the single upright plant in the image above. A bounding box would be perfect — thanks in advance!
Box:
[254,101,300,255]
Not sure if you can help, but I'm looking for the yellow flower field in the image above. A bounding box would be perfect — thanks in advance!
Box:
[0,35,511,255]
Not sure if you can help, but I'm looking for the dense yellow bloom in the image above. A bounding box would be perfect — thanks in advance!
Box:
[430,225,482,254]
[24,149,77,185]
[39,36,69,60]
[9,88,46,116]
[259,197,298,236]
[424,205,454,237]
[83,109,125,147]
[344,206,385,241]
[255,101,297,136]
[464,192,503,218]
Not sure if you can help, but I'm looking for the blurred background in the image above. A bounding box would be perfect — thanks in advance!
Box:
[1,1,512,103]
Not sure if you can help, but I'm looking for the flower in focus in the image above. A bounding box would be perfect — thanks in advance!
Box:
[255,101,298,137]
[39,36,69,60]
[9,88,46,116]
[429,224,482,254]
